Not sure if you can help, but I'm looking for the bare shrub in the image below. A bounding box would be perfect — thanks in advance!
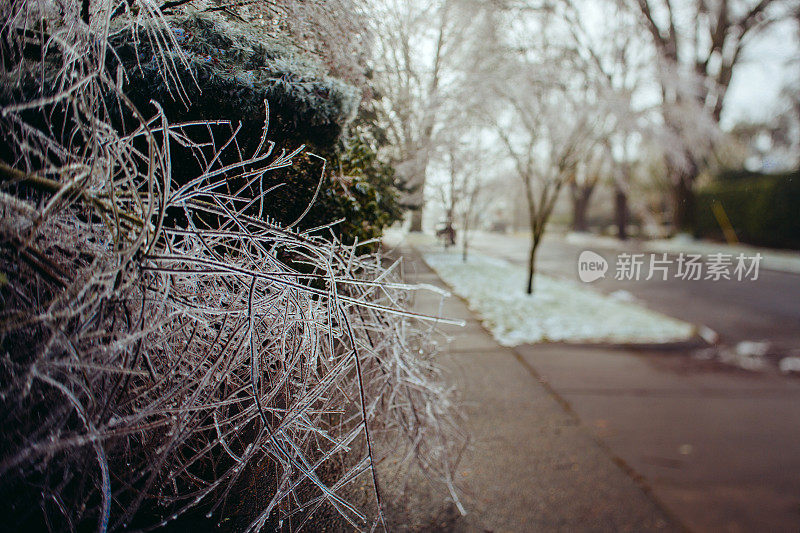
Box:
[0,0,464,530]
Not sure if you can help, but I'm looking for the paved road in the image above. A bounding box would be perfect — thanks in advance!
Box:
[515,343,800,532]
[417,233,800,532]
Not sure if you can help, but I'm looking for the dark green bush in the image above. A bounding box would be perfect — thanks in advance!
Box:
[112,13,402,244]
[112,14,360,148]
[695,170,800,249]
[1,12,405,246]
[320,131,406,246]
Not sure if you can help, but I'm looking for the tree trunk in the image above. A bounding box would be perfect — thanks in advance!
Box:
[570,184,593,232]
[462,214,470,262]
[615,185,628,241]
[526,236,538,295]
[409,209,424,232]
[407,145,433,233]
[672,169,696,233]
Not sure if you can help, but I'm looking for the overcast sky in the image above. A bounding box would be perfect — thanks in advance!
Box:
[723,19,799,129]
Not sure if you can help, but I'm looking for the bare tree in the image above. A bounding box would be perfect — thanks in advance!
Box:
[369,0,483,231]
[628,0,799,230]
[436,136,487,261]
[569,144,611,232]
[496,98,597,293]
[471,5,604,294]
[558,0,657,239]
[486,48,600,292]
[458,168,482,262]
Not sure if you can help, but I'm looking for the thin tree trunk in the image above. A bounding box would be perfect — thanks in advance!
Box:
[461,211,469,262]
[570,184,593,232]
[461,209,471,262]
[408,148,435,233]
[407,3,447,235]
[409,209,423,232]
[672,168,696,233]
[615,185,628,241]
[526,235,538,295]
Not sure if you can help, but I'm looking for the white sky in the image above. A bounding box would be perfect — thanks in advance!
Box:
[722,19,798,129]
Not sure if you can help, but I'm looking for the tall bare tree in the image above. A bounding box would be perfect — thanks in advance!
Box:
[629,0,799,230]
[496,96,598,293]
[559,0,656,239]
[369,0,482,231]
[568,144,612,232]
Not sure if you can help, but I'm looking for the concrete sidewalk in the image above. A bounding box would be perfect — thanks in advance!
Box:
[384,246,679,532]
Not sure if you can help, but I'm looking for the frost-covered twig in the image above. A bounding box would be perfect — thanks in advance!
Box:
[0,0,464,530]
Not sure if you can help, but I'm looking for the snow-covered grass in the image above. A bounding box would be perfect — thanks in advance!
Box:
[423,252,695,346]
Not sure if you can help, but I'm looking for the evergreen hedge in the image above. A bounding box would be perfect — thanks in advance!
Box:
[112,13,403,245]
[694,170,800,249]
